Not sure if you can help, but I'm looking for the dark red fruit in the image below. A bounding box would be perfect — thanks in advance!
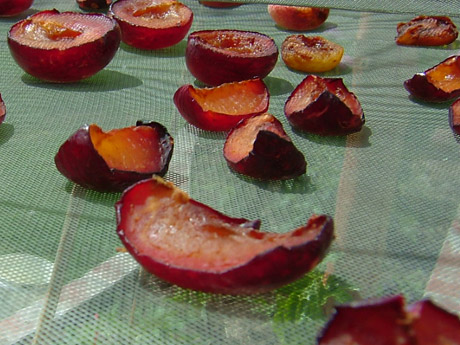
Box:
[109,0,193,50]
[173,78,269,131]
[185,29,279,86]
[223,113,306,180]
[285,75,364,136]
[396,16,458,46]
[199,1,242,8]
[0,94,5,125]
[404,55,460,102]
[0,0,33,17]
[77,0,112,10]
[449,98,460,134]
[54,121,174,192]
[116,176,334,295]
[8,10,120,83]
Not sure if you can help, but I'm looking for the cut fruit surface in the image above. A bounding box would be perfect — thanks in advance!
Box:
[173,78,269,131]
[396,16,458,46]
[116,176,334,294]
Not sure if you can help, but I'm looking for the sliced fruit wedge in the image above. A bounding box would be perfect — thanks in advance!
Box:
[173,78,269,131]
[116,176,334,294]
[54,121,173,192]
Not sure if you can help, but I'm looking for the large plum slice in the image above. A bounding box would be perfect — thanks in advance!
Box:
[54,121,173,192]
[285,75,364,136]
[173,78,269,131]
[404,55,460,102]
[115,176,334,295]
[8,9,120,83]
[223,113,307,180]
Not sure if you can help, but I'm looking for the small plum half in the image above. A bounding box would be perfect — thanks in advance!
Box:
[8,10,121,83]
[0,94,5,125]
[317,295,460,345]
[285,75,364,136]
[185,30,279,86]
[267,5,330,31]
[404,55,460,102]
[115,176,334,295]
[109,0,193,50]
[54,121,174,192]
[396,16,458,46]
[173,78,269,131]
[224,113,307,180]
[0,0,33,17]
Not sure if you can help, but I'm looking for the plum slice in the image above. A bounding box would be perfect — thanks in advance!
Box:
[54,121,173,192]
[404,55,460,102]
[0,0,33,17]
[77,0,112,10]
[396,16,458,46]
[268,5,330,32]
[223,113,306,180]
[115,176,334,294]
[0,94,5,125]
[449,98,460,134]
[185,30,279,86]
[173,78,269,131]
[317,295,460,345]
[285,75,364,136]
[109,0,193,50]
[8,10,120,83]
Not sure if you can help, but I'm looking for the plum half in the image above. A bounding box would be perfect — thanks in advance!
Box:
[285,75,364,136]
[396,16,458,46]
[8,10,121,83]
[0,94,5,125]
[223,113,306,180]
[173,78,269,131]
[317,295,460,345]
[115,176,334,295]
[185,30,279,86]
[404,55,460,102]
[109,0,193,50]
[268,5,330,31]
[54,121,174,192]
[0,0,33,17]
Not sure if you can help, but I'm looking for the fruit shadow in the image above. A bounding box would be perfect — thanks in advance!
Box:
[263,76,294,96]
[293,125,372,148]
[408,95,453,110]
[21,70,143,92]
[274,21,338,34]
[0,123,14,147]
[63,181,121,208]
[119,40,187,58]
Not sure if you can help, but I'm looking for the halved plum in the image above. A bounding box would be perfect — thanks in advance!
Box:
[396,16,458,46]
[77,0,112,10]
[185,30,279,86]
[173,78,269,131]
[268,5,330,31]
[317,295,460,345]
[285,75,364,136]
[223,113,306,180]
[0,0,33,17]
[115,176,334,294]
[54,121,174,192]
[404,55,460,102]
[0,94,5,125]
[281,35,344,73]
[449,97,460,134]
[109,0,193,50]
[8,10,120,83]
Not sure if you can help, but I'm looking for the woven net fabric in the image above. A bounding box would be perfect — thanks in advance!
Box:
[0,0,459,344]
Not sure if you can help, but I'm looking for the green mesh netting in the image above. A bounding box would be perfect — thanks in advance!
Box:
[1,1,459,344]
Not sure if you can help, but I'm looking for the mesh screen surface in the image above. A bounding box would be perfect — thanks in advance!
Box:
[1,0,459,344]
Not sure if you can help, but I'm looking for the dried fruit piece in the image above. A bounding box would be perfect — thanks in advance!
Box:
[223,113,306,180]
[317,295,460,345]
[285,75,364,136]
[268,5,329,31]
[54,121,173,192]
[404,55,460,102]
[109,0,193,50]
[281,35,343,73]
[116,176,334,294]
[173,78,269,131]
[0,94,5,125]
[199,1,242,8]
[185,30,279,86]
[449,98,460,134]
[77,0,112,10]
[396,16,458,46]
[8,10,120,83]
[0,0,33,17]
